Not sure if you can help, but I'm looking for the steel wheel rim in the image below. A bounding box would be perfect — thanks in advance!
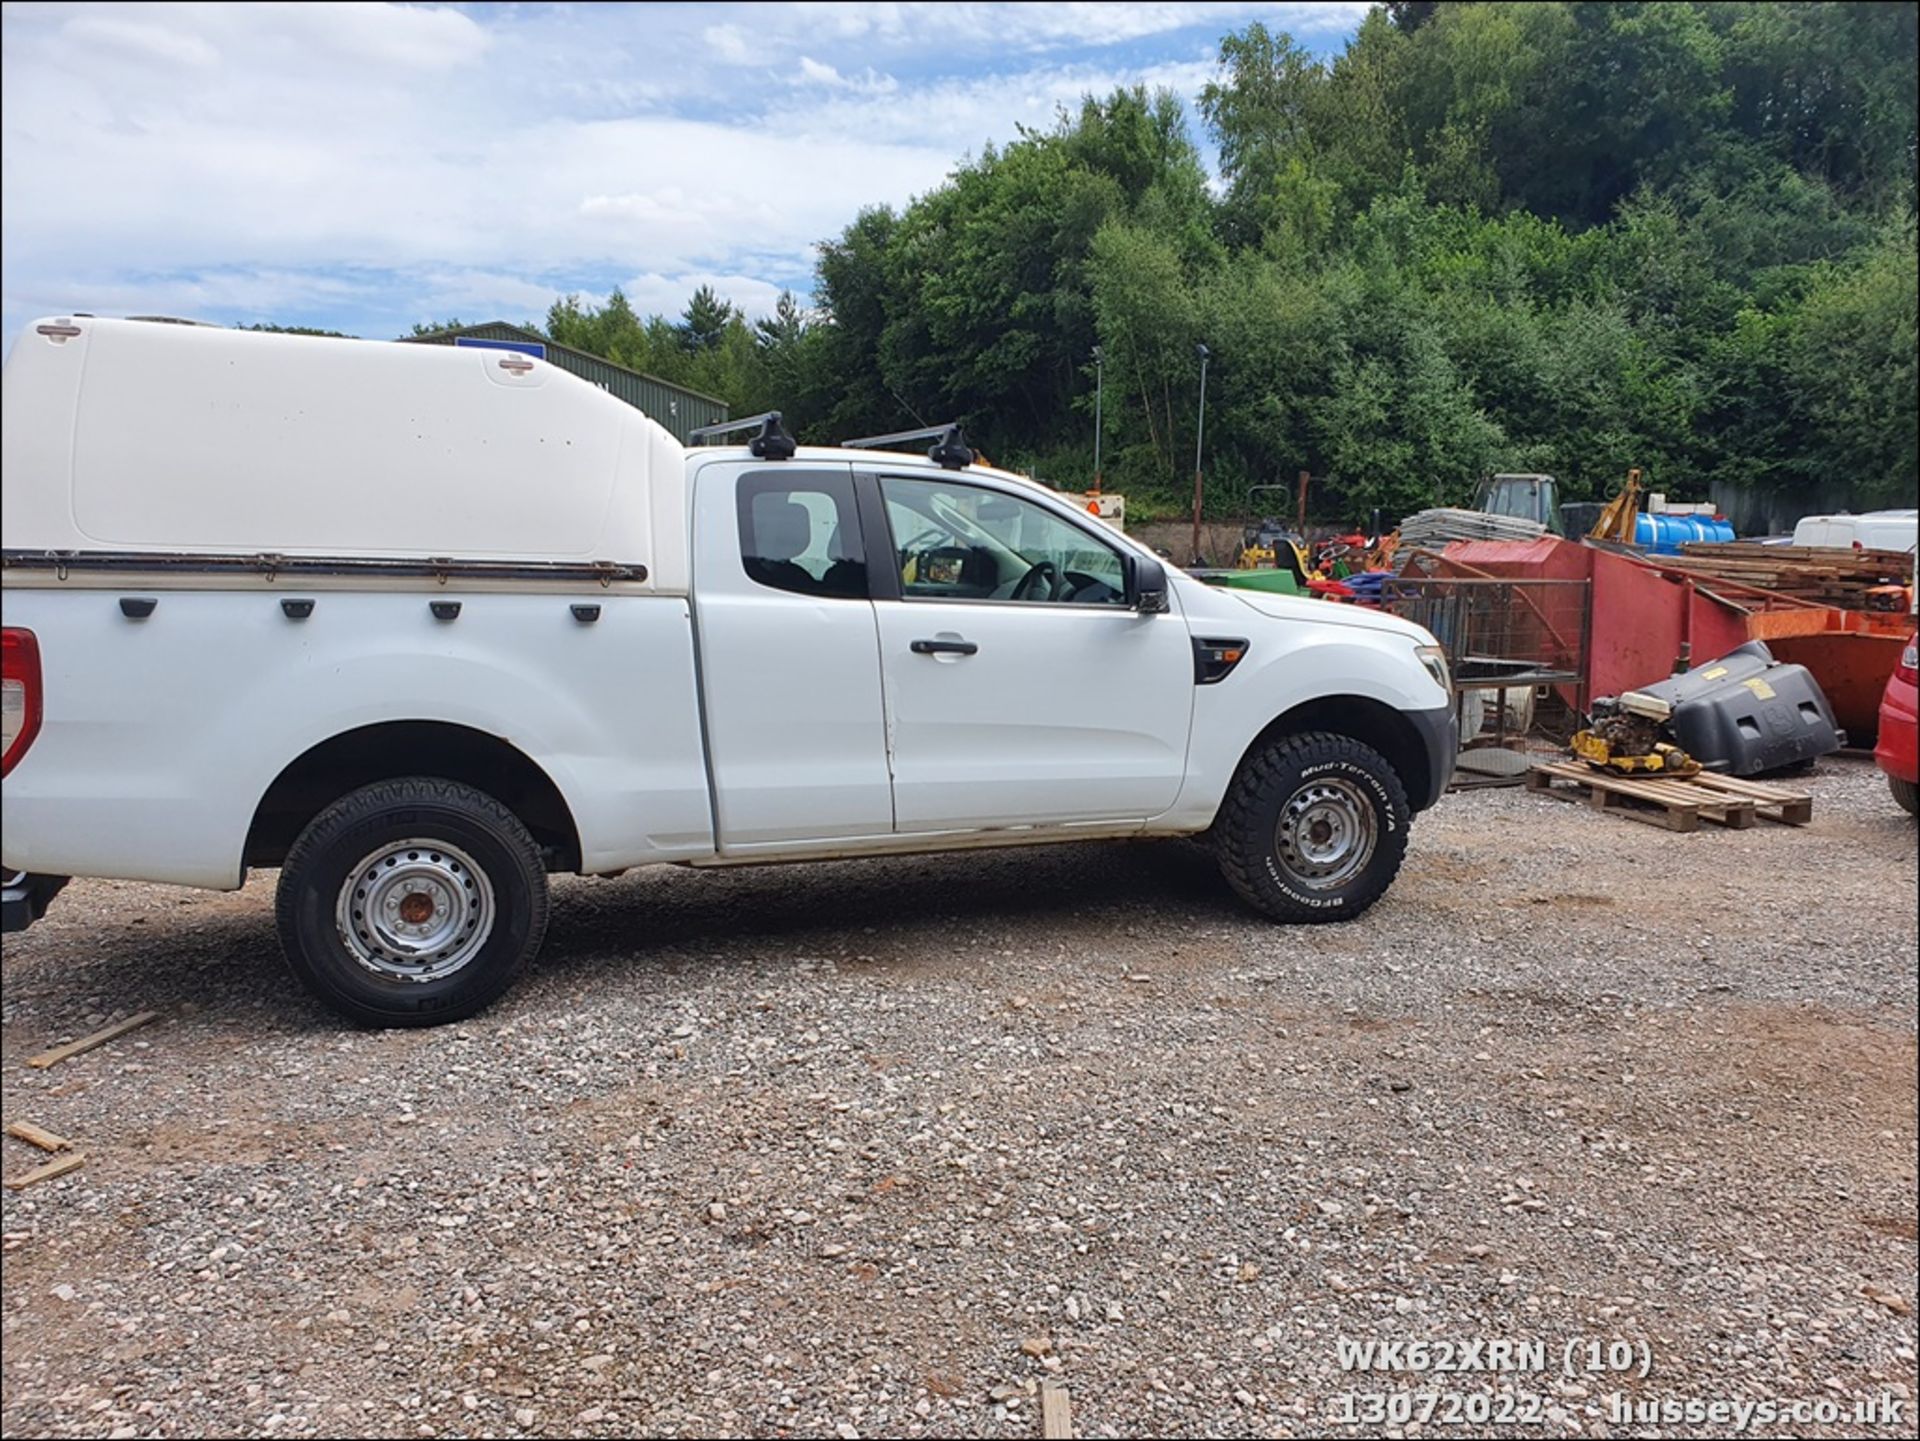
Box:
[335,838,495,982]
[1273,778,1377,889]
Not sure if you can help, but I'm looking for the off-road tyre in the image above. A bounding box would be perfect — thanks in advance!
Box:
[1215,731,1411,923]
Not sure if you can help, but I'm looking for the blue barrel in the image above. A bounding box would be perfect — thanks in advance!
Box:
[1635,512,1733,553]
[1692,515,1734,545]
[1634,513,1677,552]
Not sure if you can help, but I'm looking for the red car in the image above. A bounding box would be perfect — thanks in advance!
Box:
[1876,632,1918,815]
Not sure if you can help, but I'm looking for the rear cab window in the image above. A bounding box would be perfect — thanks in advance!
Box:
[737,471,867,599]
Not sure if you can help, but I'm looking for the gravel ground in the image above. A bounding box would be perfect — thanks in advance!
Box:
[3,757,1916,1439]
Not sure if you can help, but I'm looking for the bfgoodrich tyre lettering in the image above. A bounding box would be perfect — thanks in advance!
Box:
[1216,732,1412,923]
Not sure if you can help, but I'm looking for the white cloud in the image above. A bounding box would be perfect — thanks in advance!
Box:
[702,21,751,62]
[3,266,368,326]
[792,57,900,95]
[2,2,1365,346]
[60,15,218,68]
[763,58,1220,152]
[713,2,1369,54]
[798,55,843,86]
[52,1,490,74]
[287,1,491,70]
[621,271,790,322]
[407,268,573,322]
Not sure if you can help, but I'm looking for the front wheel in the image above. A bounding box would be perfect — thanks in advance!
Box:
[1214,732,1411,923]
[276,777,549,1026]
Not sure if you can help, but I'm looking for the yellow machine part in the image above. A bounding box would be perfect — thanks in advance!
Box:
[1588,466,1644,543]
[1571,730,1702,778]
[1239,535,1314,582]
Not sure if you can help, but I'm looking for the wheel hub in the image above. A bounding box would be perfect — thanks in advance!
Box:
[335,838,496,983]
[1274,778,1378,889]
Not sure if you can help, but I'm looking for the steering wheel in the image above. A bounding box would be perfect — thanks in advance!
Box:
[1011,560,1060,602]
[1061,569,1108,602]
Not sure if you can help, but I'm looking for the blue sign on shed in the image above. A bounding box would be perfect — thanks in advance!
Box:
[454,336,548,359]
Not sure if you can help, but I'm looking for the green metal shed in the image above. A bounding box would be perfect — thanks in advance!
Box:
[402,322,728,443]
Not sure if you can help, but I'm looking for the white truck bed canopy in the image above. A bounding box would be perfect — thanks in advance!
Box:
[1,317,688,589]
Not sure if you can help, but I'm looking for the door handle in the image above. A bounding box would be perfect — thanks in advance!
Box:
[910,638,978,656]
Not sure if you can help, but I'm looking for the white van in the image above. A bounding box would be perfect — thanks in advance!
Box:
[1790,509,1918,554]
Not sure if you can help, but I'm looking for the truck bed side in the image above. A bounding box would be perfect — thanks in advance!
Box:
[0,584,713,887]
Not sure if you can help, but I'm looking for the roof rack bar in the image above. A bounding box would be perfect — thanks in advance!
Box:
[688,411,781,442]
[688,411,796,461]
[842,421,976,471]
[841,424,950,449]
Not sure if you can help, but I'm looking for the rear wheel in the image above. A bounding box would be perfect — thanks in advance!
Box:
[1215,732,1411,923]
[1892,775,1919,817]
[276,777,548,1026]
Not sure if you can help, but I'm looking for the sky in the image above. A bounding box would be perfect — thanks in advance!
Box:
[1,2,1368,350]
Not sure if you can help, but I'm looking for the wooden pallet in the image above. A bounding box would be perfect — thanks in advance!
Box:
[1526,762,1813,832]
[1677,769,1815,825]
[1663,542,1914,611]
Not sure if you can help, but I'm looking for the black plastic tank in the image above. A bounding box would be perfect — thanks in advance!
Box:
[1622,641,1844,776]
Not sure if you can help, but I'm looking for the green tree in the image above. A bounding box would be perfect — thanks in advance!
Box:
[1200,23,1329,242]
[547,289,648,368]
[1088,219,1206,483]
[754,290,809,350]
[1715,2,1919,211]
[1788,219,1920,503]
[678,285,736,353]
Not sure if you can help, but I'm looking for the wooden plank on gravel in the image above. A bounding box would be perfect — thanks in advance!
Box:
[1684,771,1814,824]
[1585,782,1703,832]
[25,1011,159,1069]
[1040,1382,1073,1440]
[2,1153,84,1190]
[5,1121,73,1152]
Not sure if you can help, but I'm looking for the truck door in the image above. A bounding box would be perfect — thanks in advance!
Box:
[691,463,893,848]
[866,472,1195,832]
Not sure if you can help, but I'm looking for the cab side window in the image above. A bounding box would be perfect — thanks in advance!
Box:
[737,472,867,599]
[880,476,1127,606]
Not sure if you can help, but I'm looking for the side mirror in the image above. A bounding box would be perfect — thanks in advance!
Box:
[1127,553,1170,614]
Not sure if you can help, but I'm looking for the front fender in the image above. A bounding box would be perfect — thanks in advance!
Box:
[1161,620,1450,828]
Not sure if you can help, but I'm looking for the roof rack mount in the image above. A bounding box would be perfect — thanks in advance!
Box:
[842,422,975,471]
[688,411,796,461]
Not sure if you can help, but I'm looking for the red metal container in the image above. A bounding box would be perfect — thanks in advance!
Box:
[1433,536,1907,742]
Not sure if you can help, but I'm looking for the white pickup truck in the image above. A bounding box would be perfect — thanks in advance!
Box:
[2,317,1455,1025]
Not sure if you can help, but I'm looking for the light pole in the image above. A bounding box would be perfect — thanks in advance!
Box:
[1091,345,1104,494]
[1190,342,1210,565]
